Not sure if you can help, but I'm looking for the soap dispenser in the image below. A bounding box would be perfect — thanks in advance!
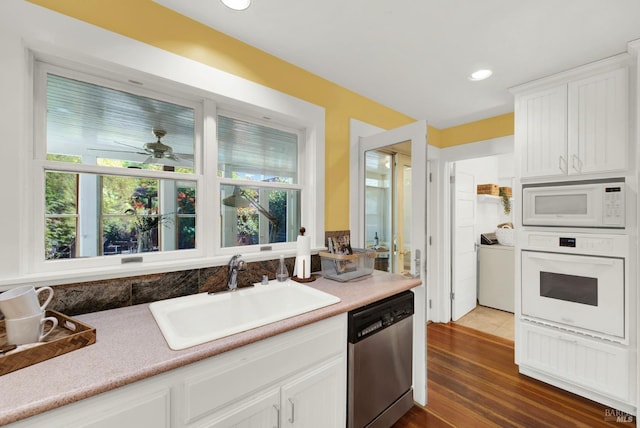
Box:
[276,255,289,282]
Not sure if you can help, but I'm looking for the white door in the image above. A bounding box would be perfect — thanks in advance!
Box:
[451,167,477,321]
[280,357,344,428]
[356,120,428,406]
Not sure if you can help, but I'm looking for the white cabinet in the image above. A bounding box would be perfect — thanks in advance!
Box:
[201,388,280,428]
[568,67,628,175]
[7,315,347,428]
[516,64,628,179]
[204,357,344,428]
[178,314,346,427]
[280,358,344,428]
[517,84,567,178]
[518,321,633,412]
[7,378,171,428]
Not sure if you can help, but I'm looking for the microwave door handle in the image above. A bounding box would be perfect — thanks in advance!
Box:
[525,252,615,266]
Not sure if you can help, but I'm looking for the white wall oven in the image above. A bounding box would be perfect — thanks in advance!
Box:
[520,231,627,341]
[522,178,625,229]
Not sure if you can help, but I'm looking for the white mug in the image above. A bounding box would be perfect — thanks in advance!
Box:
[5,311,58,345]
[0,286,54,319]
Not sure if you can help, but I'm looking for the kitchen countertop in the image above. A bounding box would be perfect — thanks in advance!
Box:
[0,271,420,425]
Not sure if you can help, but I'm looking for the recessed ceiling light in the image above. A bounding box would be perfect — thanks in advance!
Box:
[469,69,493,81]
[220,0,251,10]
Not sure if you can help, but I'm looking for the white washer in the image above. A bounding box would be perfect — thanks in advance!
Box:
[478,244,514,312]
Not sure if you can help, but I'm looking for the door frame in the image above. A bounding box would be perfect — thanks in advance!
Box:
[437,135,514,323]
[349,118,428,406]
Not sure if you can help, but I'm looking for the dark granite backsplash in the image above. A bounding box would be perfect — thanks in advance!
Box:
[44,255,320,316]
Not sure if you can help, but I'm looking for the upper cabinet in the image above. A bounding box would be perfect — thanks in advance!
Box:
[517,84,568,178]
[568,67,628,175]
[514,59,629,179]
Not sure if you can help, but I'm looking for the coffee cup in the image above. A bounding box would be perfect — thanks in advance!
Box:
[5,311,58,345]
[0,286,54,319]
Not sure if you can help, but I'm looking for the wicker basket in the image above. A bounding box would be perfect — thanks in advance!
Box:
[499,186,512,197]
[477,184,499,196]
[495,227,514,246]
[0,310,96,375]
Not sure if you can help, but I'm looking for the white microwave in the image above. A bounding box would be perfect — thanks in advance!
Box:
[522,179,625,228]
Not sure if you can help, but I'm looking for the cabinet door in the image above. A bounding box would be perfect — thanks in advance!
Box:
[280,356,345,428]
[517,85,568,178]
[568,67,628,175]
[202,388,280,428]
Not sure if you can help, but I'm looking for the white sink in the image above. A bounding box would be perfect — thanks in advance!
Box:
[149,280,341,350]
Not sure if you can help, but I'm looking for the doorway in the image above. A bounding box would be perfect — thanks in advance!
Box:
[449,153,515,325]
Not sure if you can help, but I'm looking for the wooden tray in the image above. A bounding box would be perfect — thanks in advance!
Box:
[0,310,96,376]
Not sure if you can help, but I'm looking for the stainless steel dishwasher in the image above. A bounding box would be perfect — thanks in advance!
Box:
[347,290,414,428]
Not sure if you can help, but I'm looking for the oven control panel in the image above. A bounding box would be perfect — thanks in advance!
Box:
[559,237,576,247]
[524,231,627,257]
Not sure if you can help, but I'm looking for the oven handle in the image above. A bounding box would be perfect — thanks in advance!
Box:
[524,252,616,266]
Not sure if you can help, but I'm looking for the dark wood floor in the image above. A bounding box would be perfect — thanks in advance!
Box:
[392,323,636,427]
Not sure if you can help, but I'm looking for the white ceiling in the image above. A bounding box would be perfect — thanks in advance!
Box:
[153,0,640,129]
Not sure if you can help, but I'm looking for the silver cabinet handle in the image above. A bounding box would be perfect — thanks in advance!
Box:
[288,398,295,423]
[273,404,281,428]
[571,154,583,173]
[559,156,567,173]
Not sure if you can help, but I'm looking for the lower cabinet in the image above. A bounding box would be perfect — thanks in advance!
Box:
[203,388,280,428]
[280,357,344,428]
[7,377,172,428]
[204,357,344,428]
[8,314,347,428]
[517,321,634,413]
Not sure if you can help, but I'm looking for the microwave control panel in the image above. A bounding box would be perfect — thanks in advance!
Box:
[524,232,627,257]
[603,185,625,226]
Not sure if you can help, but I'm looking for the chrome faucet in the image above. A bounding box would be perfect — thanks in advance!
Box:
[227,254,246,291]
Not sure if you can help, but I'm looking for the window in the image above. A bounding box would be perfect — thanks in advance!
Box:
[217,114,302,247]
[37,64,200,263]
[31,58,318,277]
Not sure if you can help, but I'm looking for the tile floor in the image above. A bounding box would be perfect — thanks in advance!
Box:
[454,305,514,340]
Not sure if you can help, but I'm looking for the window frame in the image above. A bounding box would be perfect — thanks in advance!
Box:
[22,52,324,282]
[30,61,204,273]
[215,109,305,253]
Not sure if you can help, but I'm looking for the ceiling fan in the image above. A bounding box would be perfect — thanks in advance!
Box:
[89,129,193,164]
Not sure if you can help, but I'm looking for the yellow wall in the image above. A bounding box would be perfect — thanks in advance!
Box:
[27,0,513,231]
[439,113,514,147]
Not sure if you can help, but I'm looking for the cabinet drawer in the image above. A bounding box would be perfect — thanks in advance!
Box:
[8,381,171,428]
[180,314,346,425]
[518,322,630,401]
